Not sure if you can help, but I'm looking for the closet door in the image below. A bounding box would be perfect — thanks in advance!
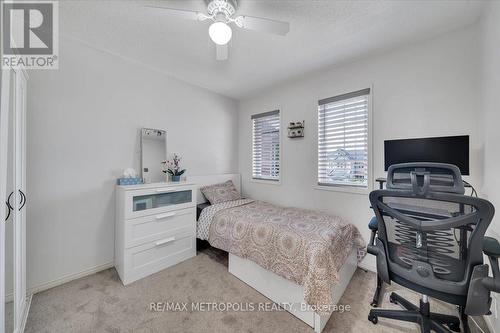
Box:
[12,69,27,332]
[1,67,28,333]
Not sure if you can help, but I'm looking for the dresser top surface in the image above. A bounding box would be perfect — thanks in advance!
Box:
[117,181,196,191]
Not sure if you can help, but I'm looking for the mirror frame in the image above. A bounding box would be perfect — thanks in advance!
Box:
[140,128,167,183]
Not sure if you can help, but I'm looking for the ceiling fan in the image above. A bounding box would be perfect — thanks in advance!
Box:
[145,0,290,61]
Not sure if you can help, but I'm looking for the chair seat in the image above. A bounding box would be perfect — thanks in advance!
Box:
[387,242,467,282]
[390,272,467,307]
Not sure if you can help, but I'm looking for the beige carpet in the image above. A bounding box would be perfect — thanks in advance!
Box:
[25,247,489,333]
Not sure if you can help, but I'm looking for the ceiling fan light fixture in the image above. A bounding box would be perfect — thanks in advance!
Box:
[146,1,290,60]
[209,21,232,45]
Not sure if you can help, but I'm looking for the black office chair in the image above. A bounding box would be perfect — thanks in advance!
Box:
[367,163,500,333]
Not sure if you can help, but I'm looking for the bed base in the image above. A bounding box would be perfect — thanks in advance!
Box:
[228,250,358,333]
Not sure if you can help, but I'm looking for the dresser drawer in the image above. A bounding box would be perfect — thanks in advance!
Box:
[122,232,195,285]
[124,207,195,248]
[125,185,195,219]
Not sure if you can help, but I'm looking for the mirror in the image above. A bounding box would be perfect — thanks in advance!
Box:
[141,128,167,183]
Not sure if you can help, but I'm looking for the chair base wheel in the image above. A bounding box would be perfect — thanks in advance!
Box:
[368,314,378,324]
[368,293,466,333]
[447,322,461,332]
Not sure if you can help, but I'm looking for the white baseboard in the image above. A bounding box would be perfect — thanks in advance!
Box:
[28,262,114,295]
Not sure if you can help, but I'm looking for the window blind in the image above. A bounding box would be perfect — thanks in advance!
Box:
[252,110,280,181]
[318,88,370,187]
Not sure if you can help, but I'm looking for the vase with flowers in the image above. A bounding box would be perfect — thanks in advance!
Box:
[161,154,186,182]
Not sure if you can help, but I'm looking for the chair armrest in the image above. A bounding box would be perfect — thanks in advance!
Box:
[368,216,378,231]
[368,217,378,247]
[483,237,500,258]
[482,237,500,293]
[465,237,500,315]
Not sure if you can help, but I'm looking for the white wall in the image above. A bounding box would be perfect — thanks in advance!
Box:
[481,2,500,236]
[238,25,482,271]
[480,2,500,332]
[26,37,238,289]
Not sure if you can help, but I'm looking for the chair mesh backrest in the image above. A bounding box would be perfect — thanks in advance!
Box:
[371,163,494,293]
[382,196,472,282]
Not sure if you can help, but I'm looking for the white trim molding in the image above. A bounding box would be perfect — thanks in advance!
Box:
[28,262,114,295]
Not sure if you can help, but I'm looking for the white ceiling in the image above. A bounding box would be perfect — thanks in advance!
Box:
[60,0,485,100]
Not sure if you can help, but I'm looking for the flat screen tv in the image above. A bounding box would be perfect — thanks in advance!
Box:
[384,135,469,175]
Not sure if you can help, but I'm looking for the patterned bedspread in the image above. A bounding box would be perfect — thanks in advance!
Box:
[197,199,255,240]
[199,200,366,312]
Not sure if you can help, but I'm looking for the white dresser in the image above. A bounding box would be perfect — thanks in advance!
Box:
[115,182,197,285]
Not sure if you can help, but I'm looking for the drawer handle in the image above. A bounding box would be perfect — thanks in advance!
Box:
[155,237,176,246]
[156,212,176,219]
[155,188,178,193]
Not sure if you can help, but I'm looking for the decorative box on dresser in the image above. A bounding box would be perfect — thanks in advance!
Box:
[115,182,197,285]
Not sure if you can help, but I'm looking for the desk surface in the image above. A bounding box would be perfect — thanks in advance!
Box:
[375,177,471,188]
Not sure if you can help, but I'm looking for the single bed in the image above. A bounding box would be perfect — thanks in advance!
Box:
[189,174,365,333]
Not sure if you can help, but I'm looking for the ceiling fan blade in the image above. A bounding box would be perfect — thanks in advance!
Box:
[234,15,290,36]
[216,44,228,61]
[144,5,209,21]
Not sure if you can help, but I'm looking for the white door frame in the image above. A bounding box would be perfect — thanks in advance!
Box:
[13,67,28,333]
[0,67,12,333]
[0,1,8,326]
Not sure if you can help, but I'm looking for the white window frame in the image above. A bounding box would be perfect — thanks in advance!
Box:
[314,87,373,195]
[251,109,282,185]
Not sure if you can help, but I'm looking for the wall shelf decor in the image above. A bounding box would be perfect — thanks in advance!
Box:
[287,120,305,138]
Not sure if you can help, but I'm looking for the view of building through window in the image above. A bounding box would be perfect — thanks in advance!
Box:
[318,89,370,187]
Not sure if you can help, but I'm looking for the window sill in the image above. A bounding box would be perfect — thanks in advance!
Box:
[313,184,370,195]
[251,178,281,186]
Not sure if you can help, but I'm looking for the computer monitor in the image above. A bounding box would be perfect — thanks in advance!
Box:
[384,135,469,175]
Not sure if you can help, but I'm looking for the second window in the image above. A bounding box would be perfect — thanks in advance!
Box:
[318,89,370,188]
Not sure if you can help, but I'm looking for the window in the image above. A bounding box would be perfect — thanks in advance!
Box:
[318,88,370,188]
[252,110,280,181]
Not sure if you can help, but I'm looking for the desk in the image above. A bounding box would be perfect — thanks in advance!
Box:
[375,177,472,190]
